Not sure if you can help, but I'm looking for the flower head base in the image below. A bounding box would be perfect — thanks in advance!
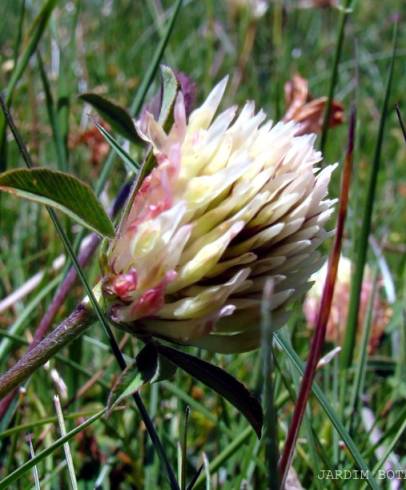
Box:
[103,77,336,353]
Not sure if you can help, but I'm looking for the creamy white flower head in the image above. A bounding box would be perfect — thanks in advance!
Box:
[104,77,337,353]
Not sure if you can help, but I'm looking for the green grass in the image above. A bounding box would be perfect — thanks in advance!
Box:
[0,0,405,488]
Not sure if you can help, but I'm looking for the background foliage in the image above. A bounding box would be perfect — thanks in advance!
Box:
[0,0,405,488]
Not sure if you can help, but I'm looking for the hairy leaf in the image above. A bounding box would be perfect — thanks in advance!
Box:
[80,93,140,143]
[0,167,114,237]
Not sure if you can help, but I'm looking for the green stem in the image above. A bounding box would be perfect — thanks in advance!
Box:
[261,282,280,490]
[340,23,398,369]
[320,0,353,152]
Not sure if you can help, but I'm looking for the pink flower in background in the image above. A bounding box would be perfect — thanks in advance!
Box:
[304,256,392,353]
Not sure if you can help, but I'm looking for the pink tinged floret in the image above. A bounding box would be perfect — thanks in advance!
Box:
[112,268,138,299]
[131,271,177,318]
[169,93,187,142]
[126,160,179,235]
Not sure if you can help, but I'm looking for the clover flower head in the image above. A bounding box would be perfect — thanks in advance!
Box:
[304,256,391,353]
[103,76,337,353]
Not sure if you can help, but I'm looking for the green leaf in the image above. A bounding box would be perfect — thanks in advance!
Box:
[151,353,177,383]
[79,93,140,143]
[0,168,114,237]
[158,65,179,126]
[107,343,159,413]
[157,345,263,438]
[94,122,140,172]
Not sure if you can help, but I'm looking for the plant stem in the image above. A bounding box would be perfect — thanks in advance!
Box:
[320,0,353,152]
[0,304,93,399]
[261,280,280,490]
[278,106,356,486]
[0,184,131,419]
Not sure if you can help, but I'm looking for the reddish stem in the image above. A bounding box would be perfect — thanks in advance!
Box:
[0,305,93,400]
[278,106,356,485]
[0,236,100,418]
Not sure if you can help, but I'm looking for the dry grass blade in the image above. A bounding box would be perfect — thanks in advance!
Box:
[54,395,78,490]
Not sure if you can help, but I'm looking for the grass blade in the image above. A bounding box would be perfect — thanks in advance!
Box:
[194,427,253,488]
[261,280,280,489]
[37,52,68,171]
[180,406,190,490]
[54,395,78,490]
[320,0,354,152]
[340,23,398,369]
[0,408,105,441]
[27,435,41,490]
[13,0,26,65]
[395,104,406,143]
[361,416,406,489]
[0,409,106,489]
[5,0,57,104]
[274,331,380,490]
[0,0,57,171]
[348,269,379,430]
[129,0,184,116]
